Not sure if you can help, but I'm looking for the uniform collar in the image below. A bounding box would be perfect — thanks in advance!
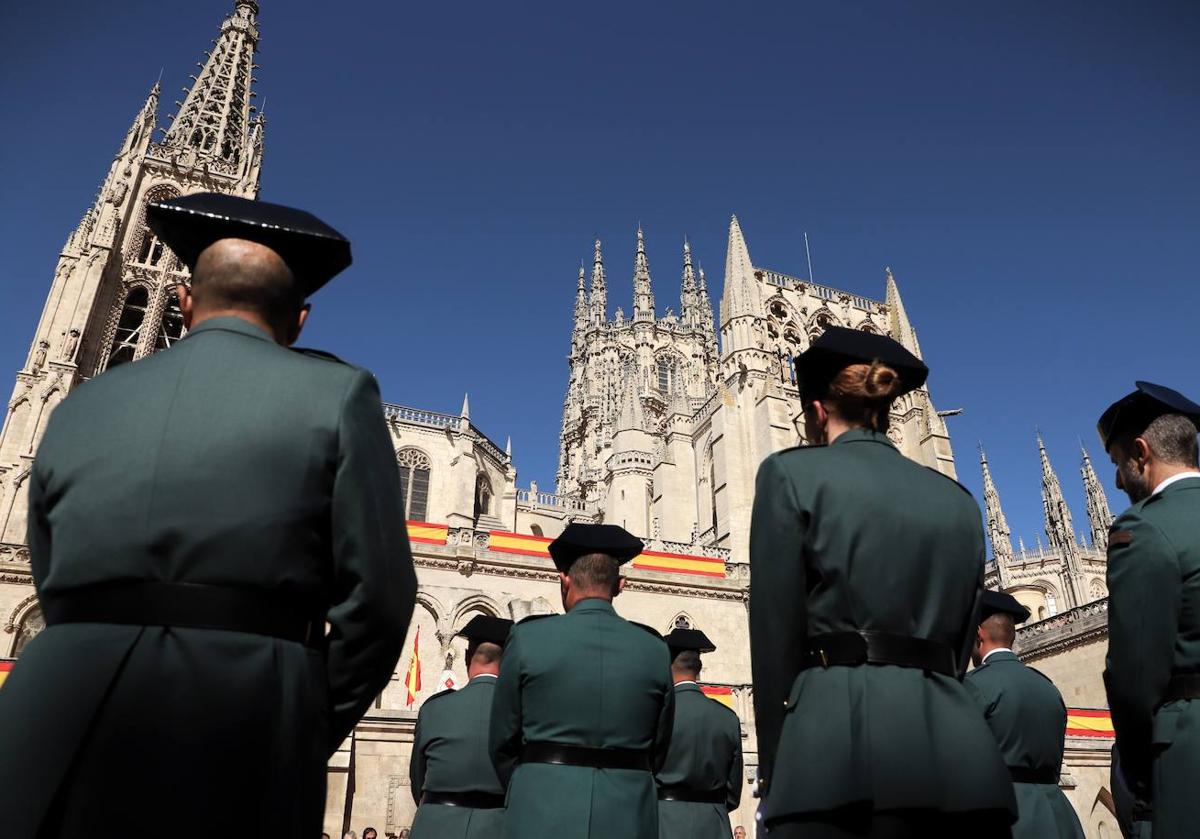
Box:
[674,681,702,693]
[1153,472,1200,497]
[468,674,498,685]
[982,648,1017,664]
[185,315,275,343]
[570,598,616,615]
[830,428,896,449]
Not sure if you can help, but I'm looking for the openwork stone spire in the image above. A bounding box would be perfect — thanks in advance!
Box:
[1039,434,1077,555]
[164,0,260,165]
[573,264,588,337]
[979,445,1013,586]
[1081,445,1114,550]
[680,238,699,324]
[632,226,655,321]
[589,239,607,324]
[884,267,923,359]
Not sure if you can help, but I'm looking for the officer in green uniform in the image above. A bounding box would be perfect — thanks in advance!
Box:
[1099,381,1200,839]
[410,615,514,838]
[489,523,675,839]
[966,590,1085,839]
[0,193,417,838]
[656,627,743,839]
[749,326,1015,837]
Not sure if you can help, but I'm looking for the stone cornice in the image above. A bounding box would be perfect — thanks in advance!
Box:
[1016,598,1108,661]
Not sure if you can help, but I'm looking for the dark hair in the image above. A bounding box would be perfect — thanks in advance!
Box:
[567,552,621,595]
[981,612,1016,648]
[466,639,503,665]
[672,649,702,678]
[819,360,905,432]
[1139,413,1200,467]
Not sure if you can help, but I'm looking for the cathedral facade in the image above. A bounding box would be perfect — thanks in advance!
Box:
[0,3,1121,836]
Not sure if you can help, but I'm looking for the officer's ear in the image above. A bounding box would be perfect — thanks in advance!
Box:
[176,284,194,329]
[614,576,626,598]
[285,303,311,347]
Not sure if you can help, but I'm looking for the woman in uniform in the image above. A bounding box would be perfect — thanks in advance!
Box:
[749,326,1016,838]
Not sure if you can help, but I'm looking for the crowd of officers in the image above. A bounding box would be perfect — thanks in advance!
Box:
[0,194,1196,839]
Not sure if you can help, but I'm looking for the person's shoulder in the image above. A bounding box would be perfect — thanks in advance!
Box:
[416,687,458,716]
[923,465,974,499]
[628,620,666,642]
[509,612,559,638]
[697,690,740,722]
[768,444,829,466]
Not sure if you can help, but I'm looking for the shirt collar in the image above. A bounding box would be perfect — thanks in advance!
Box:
[469,674,498,683]
[570,598,616,615]
[1153,472,1200,497]
[982,647,1014,664]
[830,428,896,449]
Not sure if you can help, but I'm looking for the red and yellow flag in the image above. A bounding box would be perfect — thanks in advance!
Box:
[0,659,13,690]
[404,627,422,707]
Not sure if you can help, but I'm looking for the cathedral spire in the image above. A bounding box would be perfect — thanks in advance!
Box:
[632,226,655,321]
[589,238,607,324]
[163,0,260,166]
[1081,444,1114,551]
[884,267,923,360]
[680,237,699,325]
[1039,433,1076,554]
[573,264,588,338]
[617,379,645,432]
[979,444,1013,586]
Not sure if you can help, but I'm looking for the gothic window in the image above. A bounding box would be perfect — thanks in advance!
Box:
[1089,579,1107,601]
[154,290,186,352]
[673,614,692,630]
[530,524,544,537]
[12,605,44,656]
[1045,593,1058,616]
[474,475,493,521]
[134,186,181,270]
[137,229,169,268]
[1038,606,1047,621]
[768,300,789,321]
[709,450,719,538]
[106,286,150,368]
[397,448,431,522]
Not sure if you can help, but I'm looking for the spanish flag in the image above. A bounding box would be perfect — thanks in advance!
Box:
[0,659,13,689]
[404,627,422,707]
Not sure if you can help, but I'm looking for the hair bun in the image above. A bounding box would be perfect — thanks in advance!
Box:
[863,362,903,400]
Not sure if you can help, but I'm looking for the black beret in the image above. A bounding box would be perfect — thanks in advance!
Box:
[456,615,514,647]
[1097,381,1200,452]
[795,326,928,402]
[980,590,1031,624]
[547,523,643,573]
[664,628,717,656]
[146,192,352,297]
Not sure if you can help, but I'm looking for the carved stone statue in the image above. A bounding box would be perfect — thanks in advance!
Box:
[32,341,49,371]
[61,329,80,362]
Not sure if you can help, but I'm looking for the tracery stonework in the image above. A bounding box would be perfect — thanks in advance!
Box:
[0,2,1116,836]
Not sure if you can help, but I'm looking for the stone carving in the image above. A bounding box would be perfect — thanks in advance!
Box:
[61,329,80,362]
[31,342,49,372]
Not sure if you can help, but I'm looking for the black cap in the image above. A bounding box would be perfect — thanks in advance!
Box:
[795,326,928,402]
[1097,381,1200,452]
[980,590,1031,624]
[547,523,643,573]
[145,192,352,297]
[456,615,514,647]
[664,628,717,657]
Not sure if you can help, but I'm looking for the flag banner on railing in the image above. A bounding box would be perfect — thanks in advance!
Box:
[0,659,12,689]
[701,685,735,709]
[407,521,449,545]
[487,530,726,578]
[1065,708,1114,738]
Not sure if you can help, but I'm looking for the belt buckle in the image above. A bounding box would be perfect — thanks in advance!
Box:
[818,648,829,667]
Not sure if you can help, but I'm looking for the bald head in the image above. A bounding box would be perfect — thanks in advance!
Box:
[980,613,1016,648]
[190,238,304,328]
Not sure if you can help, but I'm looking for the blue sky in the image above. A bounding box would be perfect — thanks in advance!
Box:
[1,1,1197,548]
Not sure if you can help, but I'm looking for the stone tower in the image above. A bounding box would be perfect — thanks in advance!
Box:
[556,216,957,559]
[979,444,1014,588]
[1038,435,1086,608]
[0,0,264,541]
[1081,446,1114,551]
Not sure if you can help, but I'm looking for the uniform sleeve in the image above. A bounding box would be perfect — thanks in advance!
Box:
[489,629,525,785]
[1103,510,1180,794]
[652,669,676,774]
[325,369,418,753]
[963,672,998,720]
[726,715,744,812]
[409,708,427,804]
[749,453,807,794]
[956,546,986,678]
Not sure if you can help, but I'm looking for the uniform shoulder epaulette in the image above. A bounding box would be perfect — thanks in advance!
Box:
[291,347,348,364]
[630,621,666,642]
[516,613,556,626]
[1027,665,1055,684]
[924,466,974,498]
[422,686,457,707]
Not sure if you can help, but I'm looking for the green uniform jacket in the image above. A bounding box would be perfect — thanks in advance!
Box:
[489,598,675,839]
[410,675,507,839]
[655,681,743,839]
[0,317,417,838]
[965,650,1085,839]
[749,429,1015,826]
[1104,475,1200,839]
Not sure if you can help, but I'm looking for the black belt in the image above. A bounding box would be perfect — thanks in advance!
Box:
[657,785,726,804]
[420,791,506,809]
[42,581,325,648]
[521,742,652,771]
[1009,766,1058,785]
[801,631,956,677]
[1164,673,1200,704]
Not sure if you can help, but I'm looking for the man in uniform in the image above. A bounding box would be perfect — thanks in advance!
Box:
[1099,381,1200,839]
[489,522,675,838]
[0,193,417,837]
[410,614,514,838]
[965,590,1085,838]
[655,627,743,839]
